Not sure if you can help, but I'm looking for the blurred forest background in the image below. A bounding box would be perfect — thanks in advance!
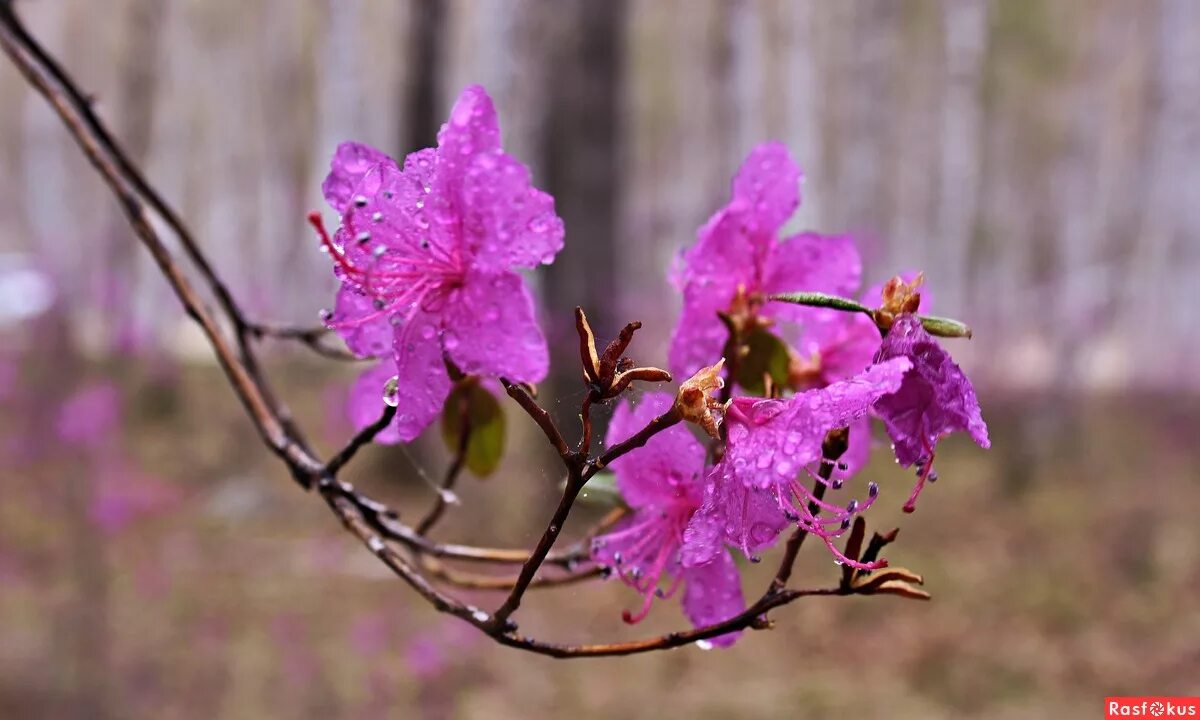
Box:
[1,1,1198,718]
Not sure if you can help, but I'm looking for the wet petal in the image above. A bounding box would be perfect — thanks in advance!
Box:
[731,141,801,235]
[683,464,789,565]
[322,142,396,214]
[763,232,862,332]
[389,310,453,442]
[331,284,394,359]
[460,151,564,270]
[347,361,404,445]
[605,393,706,509]
[681,549,746,647]
[873,314,989,466]
[668,279,737,380]
[724,358,912,492]
[435,85,502,193]
[440,269,548,383]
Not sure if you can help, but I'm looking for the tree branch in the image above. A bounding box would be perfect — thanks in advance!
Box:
[0,2,920,659]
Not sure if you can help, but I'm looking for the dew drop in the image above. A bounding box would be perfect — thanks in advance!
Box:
[439,488,460,505]
[420,325,436,340]
[382,376,400,407]
[695,640,714,651]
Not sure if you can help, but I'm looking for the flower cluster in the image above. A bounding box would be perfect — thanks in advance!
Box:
[317,89,989,647]
[595,144,989,640]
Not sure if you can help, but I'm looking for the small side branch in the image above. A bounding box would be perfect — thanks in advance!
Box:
[325,404,397,476]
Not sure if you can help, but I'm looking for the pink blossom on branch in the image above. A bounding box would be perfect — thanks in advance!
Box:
[786,270,931,475]
[590,392,746,647]
[316,85,564,442]
[682,358,912,570]
[872,314,990,512]
[668,142,860,379]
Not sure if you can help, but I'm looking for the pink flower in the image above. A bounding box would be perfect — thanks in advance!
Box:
[683,358,912,569]
[872,314,990,512]
[56,383,120,448]
[785,271,930,474]
[317,85,564,442]
[669,142,860,379]
[90,461,179,535]
[590,392,746,646]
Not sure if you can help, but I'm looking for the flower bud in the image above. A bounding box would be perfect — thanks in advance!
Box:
[674,359,726,439]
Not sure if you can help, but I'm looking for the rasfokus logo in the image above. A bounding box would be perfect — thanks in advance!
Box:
[1106,697,1199,718]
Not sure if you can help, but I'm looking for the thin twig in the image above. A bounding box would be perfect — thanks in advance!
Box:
[499,377,570,458]
[488,464,587,631]
[587,407,681,477]
[325,404,397,475]
[415,397,471,535]
[247,321,362,361]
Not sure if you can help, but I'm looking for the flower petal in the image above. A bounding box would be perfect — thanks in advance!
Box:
[873,314,989,466]
[322,142,396,214]
[731,141,801,235]
[675,208,760,295]
[347,361,404,445]
[681,549,746,647]
[668,282,736,380]
[724,357,912,491]
[435,85,502,192]
[605,392,706,509]
[683,465,789,565]
[331,284,394,359]
[460,151,564,270]
[440,269,548,383]
[390,310,452,442]
[763,232,862,332]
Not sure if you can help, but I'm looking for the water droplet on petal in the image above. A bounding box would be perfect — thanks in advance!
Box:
[382,376,400,407]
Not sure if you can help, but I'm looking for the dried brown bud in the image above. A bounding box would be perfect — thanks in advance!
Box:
[575,307,670,399]
[851,566,931,600]
[873,272,924,331]
[675,359,726,439]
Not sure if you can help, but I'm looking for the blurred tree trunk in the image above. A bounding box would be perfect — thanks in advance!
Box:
[539,0,626,396]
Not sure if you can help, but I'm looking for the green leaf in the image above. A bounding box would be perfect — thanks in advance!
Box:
[917,315,973,339]
[735,328,792,395]
[441,380,506,477]
[768,291,870,314]
[566,471,626,507]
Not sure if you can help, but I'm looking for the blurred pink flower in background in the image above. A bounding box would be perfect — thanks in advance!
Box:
[55,383,121,448]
